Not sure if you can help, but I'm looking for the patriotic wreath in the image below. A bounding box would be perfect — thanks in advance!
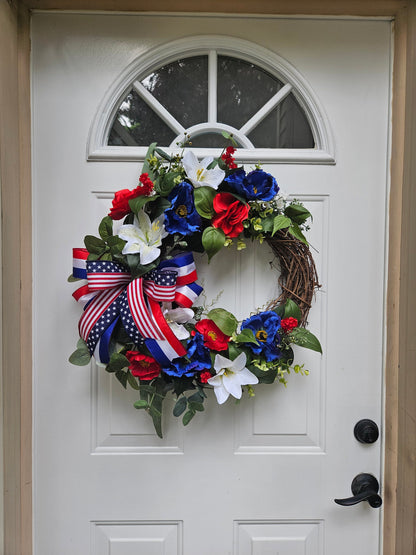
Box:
[69,142,321,437]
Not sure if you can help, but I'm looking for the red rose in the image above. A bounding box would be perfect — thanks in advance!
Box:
[126,351,161,381]
[281,317,298,333]
[108,174,154,220]
[198,370,213,383]
[195,319,230,351]
[212,192,250,238]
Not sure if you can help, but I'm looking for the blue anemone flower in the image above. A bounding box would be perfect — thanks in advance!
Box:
[162,332,211,377]
[225,169,279,201]
[164,181,201,235]
[241,311,282,361]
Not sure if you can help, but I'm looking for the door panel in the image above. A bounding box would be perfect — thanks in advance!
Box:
[32,13,391,554]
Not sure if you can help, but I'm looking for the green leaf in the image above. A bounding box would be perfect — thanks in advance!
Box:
[87,253,100,261]
[173,396,188,417]
[207,308,238,336]
[127,372,140,390]
[261,216,275,233]
[188,401,204,412]
[272,304,285,318]
[107,352,129,373]
[141,142,157,178]
[182,410,196,426]
[151,196,171,218]
[235,328,259,345]
[194,186,217,219]
[272,215,292,236]
[248,364,277,384]
[67,274,82,282]
[115,370,128,389]
[284,204,312,225]
[154,147,171,161]
[100,252,112,261]
[156,172,180,196]
[188,391,205,404]
[98,216,113,241]
[202,227,226,261]
[289,328,322,353]
[134,399,149,410]
[289,223,308,245]
[84,235,106,254]
[129,194,158,214]
[283,299,302,321]
[68,347,91,366]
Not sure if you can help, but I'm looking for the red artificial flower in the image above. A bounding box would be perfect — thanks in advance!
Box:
[221,146,238,169]
[212,192,250,238]
[108,173,154,220]
[281,317,298,333]
[198,370,213,383]
[126,351,161,381]
[138,172,155,195]
[195,319,230,351]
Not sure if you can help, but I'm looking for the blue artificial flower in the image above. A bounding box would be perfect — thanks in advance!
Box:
[162,332,211,377]
[241,311,282,361]
[164,181,201,235]
[225,169,279,201]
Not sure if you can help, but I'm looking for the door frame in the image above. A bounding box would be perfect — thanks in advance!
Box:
[1,1,415,553]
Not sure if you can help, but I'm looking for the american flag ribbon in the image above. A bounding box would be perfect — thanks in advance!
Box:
[72,248,203,362]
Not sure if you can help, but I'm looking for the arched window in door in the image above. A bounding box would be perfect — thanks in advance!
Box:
[88,37,334,163]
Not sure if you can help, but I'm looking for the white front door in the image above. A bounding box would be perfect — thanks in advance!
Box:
[32,13,391,554]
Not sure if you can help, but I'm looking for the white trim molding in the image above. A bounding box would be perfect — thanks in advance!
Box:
[87,35,335,164]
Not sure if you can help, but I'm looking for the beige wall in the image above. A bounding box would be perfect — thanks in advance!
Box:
[1,1,415,553]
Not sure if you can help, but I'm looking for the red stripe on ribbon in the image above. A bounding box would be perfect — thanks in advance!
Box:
[148,298,187,357]
[127,279,164,340]
[73,247,89,260]
[79,285,125,341]
[87,272,131,291]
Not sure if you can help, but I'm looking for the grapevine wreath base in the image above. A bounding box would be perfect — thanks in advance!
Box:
[69,142,321,437]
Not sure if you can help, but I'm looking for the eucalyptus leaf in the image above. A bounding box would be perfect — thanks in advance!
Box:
[182,410,195,426]
[134,399,148,410]
[188,401,204,412]
[173,396,187,417]
[68,348,91,366]
[115,370,128,389]
[154,147,171,161]
[202,227,226,261]
[207,308,238,336]
[127,371,140,390]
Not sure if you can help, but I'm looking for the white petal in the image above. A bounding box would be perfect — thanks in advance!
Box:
[200,156,214,169]
[168,307,194,323]
[207,374,223,387]
[230,352,247,372]
[203,166,225,189]
[168,322,190,340]
[222,373,243,399]
[121,242,142,254]
[118,224,146,243]
[214,353,234,373]
[136,210,152,234]
[237,367,259,386]
[139,244,160,265]
[149,213,168,243]
[182,151,199,181]
[212,382,230,404]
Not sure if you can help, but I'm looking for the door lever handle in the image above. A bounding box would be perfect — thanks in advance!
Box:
[334,473,382,508]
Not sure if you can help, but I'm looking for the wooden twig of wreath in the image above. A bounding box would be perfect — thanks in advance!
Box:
[69,143,322,437]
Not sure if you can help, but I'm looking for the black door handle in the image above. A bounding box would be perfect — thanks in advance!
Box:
[334,473,382,508]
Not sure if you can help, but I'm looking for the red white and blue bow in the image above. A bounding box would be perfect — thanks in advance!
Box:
[72,248,203,366]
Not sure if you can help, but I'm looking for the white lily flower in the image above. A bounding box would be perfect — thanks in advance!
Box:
[182,150,225,189]
[118,210,168,265]
[162,303,194,341]
[208,352,259,404]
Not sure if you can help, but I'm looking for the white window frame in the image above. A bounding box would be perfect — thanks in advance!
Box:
[87,35,335,164]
